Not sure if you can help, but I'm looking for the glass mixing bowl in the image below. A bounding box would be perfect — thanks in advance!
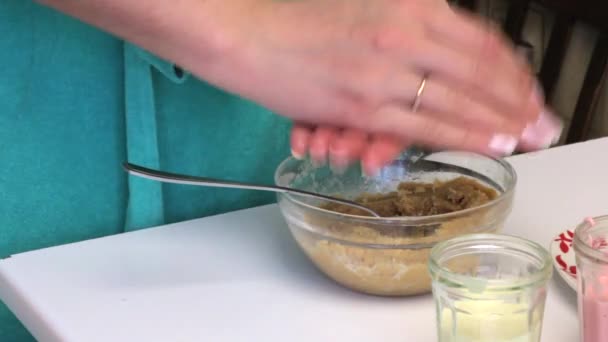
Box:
[274,150,517,296]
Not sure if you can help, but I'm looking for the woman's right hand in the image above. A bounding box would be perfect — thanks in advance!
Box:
[209,0,562,160]
[41,0,562,161]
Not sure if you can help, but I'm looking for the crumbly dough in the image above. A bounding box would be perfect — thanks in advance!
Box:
[290,177,502,296]
[324,177,498,217]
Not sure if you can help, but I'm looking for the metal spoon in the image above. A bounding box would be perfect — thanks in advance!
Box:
[398,147,504,192]
[123,162,382,217]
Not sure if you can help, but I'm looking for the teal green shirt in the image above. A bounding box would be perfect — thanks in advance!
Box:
[1,1,291,340]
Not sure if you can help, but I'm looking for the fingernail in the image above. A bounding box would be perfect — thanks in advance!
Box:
[521,110,563,149]
[488,134,518,156]
[291,149,305,160]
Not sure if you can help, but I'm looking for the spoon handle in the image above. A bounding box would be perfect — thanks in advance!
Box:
[122,162,381,217]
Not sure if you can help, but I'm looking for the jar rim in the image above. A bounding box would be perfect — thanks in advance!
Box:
[574,215,608,264]
[428,234,553,291]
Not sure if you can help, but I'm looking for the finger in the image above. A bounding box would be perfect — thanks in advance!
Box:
[328,129,369,173]
[399,6,543,123]
[380,67,562,150]
[290,123,313,159]
[357,104,517,157]
[517,108,564,151]
[309,126,340,166]
[425,6,525,74]
[386,70,524,135]
[360,5,541,124]
[427,6,517,63]
[404,33,541,125]
[361,134,408,176]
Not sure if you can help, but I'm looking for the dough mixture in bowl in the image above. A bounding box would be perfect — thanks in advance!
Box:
[290,177,502,296]
[324,177,498,217]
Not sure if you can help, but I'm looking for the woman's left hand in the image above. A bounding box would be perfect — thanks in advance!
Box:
[291,124,407,176]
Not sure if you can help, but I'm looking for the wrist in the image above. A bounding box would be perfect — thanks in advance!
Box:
[174,0,273,95]
[124,0,250,79]
[36,0,257,83]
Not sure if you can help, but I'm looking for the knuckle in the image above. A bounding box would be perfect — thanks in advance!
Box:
[373,27,408,51]
[521,76,538,110]
[505,117,526,135]
[418,118,444,142]
[339,100,368,128]
[472,31,502,69]
[457,101,483,126]
[501,68,537,120]
[366,22,421,53]
[441,86,469,112]
[467,57,491,88]
[361,105,391,132]
[359,67,390,98]
[476,103,521,133]
[485,33,508,61]
[483,35,501,59]
[396,0,423,15]
[459,127,479,149]
[474,105,509,129]
[442,84,481,123]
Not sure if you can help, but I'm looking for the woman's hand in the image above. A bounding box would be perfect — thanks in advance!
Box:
[222,0,561,155]
[291,106,560,176]
[291,103,562,175]
[290,125,408,176]
[39,0,561,163]
[253,0,561,174]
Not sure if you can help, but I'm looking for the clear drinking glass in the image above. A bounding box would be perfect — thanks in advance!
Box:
[428,234,553,342]
[574,216,608,342]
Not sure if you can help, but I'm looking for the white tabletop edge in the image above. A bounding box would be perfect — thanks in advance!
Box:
[2,137,607,342]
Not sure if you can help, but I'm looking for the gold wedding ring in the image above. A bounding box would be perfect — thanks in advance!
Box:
[412,74,428,112]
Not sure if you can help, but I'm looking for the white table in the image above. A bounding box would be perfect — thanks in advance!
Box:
[2,138,607,342]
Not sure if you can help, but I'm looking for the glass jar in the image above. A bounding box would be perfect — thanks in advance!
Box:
[428,234,553,342]
[574,216,608,342]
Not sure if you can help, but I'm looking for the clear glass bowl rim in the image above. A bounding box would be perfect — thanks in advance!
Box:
[273,153,518,225]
